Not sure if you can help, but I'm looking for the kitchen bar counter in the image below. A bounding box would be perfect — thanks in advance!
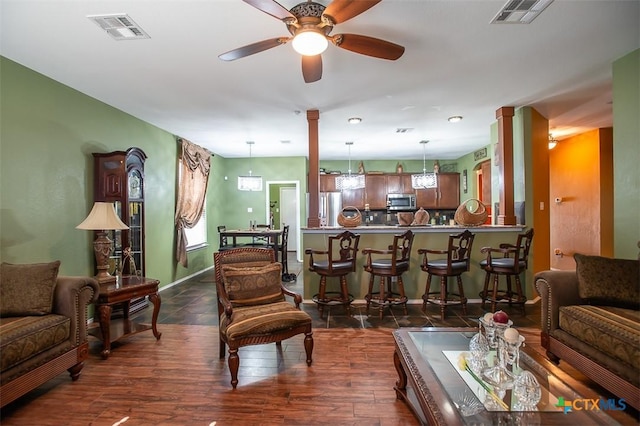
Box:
[301,225,530,305]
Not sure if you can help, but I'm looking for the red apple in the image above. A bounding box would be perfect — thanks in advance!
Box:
[493,310,509,324]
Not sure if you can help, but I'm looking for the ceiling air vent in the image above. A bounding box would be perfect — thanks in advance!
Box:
[490,0,553,24]
[88,14,150,40]
[396,128,414,134]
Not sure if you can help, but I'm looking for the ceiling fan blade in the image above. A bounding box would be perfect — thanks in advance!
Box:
[242,0,295,21]
[302,55,322,83]
[323,0,381,24]
[219,37,289,61]
[332,33,404,60]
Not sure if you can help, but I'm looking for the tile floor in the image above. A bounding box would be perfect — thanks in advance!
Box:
[132,252,542,331]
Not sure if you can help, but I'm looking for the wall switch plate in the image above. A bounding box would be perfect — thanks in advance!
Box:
[247,207,253,213]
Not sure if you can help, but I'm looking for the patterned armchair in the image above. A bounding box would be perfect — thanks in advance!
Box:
[213,248,313,388]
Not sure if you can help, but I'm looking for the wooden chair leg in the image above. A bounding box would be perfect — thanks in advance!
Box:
[228,348,240,389]
[318,276,327,319]
[422,274,433,312]
[366,275,375,314]
[514,274,526,314]
[397,276,407,315]
[457,275,467,315]
[440,276,447,321]
[506,275,513,305]
[481,272,491,308]
[379,276,386,319]
[340,275,350,316]
[304,331,314,366]
[491,274,500,312]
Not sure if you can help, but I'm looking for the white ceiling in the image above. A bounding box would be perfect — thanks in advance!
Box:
[1,0,638,160]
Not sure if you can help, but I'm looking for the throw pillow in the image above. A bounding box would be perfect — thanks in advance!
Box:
[574,253,640,309]
[0,261,61,316]
[221,262,284,307]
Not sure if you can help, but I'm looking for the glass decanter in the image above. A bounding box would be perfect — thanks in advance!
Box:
[513,370,542,411]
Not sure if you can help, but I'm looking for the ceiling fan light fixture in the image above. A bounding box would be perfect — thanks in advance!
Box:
[292,29,328,56]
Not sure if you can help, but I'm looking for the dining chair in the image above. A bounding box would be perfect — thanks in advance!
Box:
[279,225,296,282]
[217,225,236,251]
[417,230,475,320]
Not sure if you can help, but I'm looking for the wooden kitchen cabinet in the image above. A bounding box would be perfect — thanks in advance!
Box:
[415,172,460,209]
[365,174,387,209]
[319,174,337,192]
[386,174,413,194]
[437,173,460,209]
[342,188,365,210]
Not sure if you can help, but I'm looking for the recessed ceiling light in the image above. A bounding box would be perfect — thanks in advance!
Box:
[348,117,362,124]
[448,116,463,123]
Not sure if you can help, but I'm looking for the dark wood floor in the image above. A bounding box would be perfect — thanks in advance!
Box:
[2,254,637,425]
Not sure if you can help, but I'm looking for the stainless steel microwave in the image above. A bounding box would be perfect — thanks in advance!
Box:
[386,193,416,211]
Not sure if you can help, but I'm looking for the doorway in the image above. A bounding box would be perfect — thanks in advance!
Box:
[266,181,301,261]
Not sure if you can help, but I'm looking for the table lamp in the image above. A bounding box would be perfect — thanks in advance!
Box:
[76,202,129,284]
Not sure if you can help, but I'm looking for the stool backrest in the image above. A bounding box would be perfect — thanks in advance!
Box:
[392,230,414,264]
[448,229,475,270]
[515,228,534,269]
[328,230,360,271]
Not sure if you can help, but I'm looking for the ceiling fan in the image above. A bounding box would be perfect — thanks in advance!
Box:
[219,0,405,83]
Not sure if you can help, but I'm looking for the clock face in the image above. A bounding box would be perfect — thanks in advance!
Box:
[128,171,142,199]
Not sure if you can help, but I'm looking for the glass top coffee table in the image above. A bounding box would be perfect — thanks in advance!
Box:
[393,327,628,425]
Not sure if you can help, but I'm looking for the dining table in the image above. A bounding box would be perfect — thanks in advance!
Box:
[219,228,284,262]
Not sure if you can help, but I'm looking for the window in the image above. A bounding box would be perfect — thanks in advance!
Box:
[178,157,208,250]
[185,206,207,250]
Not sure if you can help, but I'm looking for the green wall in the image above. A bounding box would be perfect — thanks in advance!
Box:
[0,57,314,286]
[0,56,216,286]
[612,48,640,258]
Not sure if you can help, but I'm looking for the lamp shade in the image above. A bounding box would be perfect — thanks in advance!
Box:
[76,202,129,230]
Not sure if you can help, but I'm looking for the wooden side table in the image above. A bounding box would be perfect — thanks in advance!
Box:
[90,275,162,359]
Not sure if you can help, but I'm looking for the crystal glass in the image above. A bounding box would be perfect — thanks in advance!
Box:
[513,370,542,411]
[482,331,515,389]
[503,334,526,370]
[469,324,490,375]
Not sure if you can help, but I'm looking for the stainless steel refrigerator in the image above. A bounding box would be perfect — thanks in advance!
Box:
[319,192,342,227]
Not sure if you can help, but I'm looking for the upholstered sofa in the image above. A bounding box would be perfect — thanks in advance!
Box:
[1,261,99,407]
[534,253,640,410]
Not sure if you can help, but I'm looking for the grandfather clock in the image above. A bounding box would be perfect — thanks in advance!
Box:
[93,147,148,312]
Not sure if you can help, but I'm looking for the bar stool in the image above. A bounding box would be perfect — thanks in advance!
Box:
[306,231,360,318]
[479,228,534,313]
[363,230,414,319]
[418,230,475,320]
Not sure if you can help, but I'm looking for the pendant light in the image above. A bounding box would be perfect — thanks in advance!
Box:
[335,142,365,191]
[237,141,263,191]
[411,140,438,189]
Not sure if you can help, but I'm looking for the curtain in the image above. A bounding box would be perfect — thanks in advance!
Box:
[175,138,212,267]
